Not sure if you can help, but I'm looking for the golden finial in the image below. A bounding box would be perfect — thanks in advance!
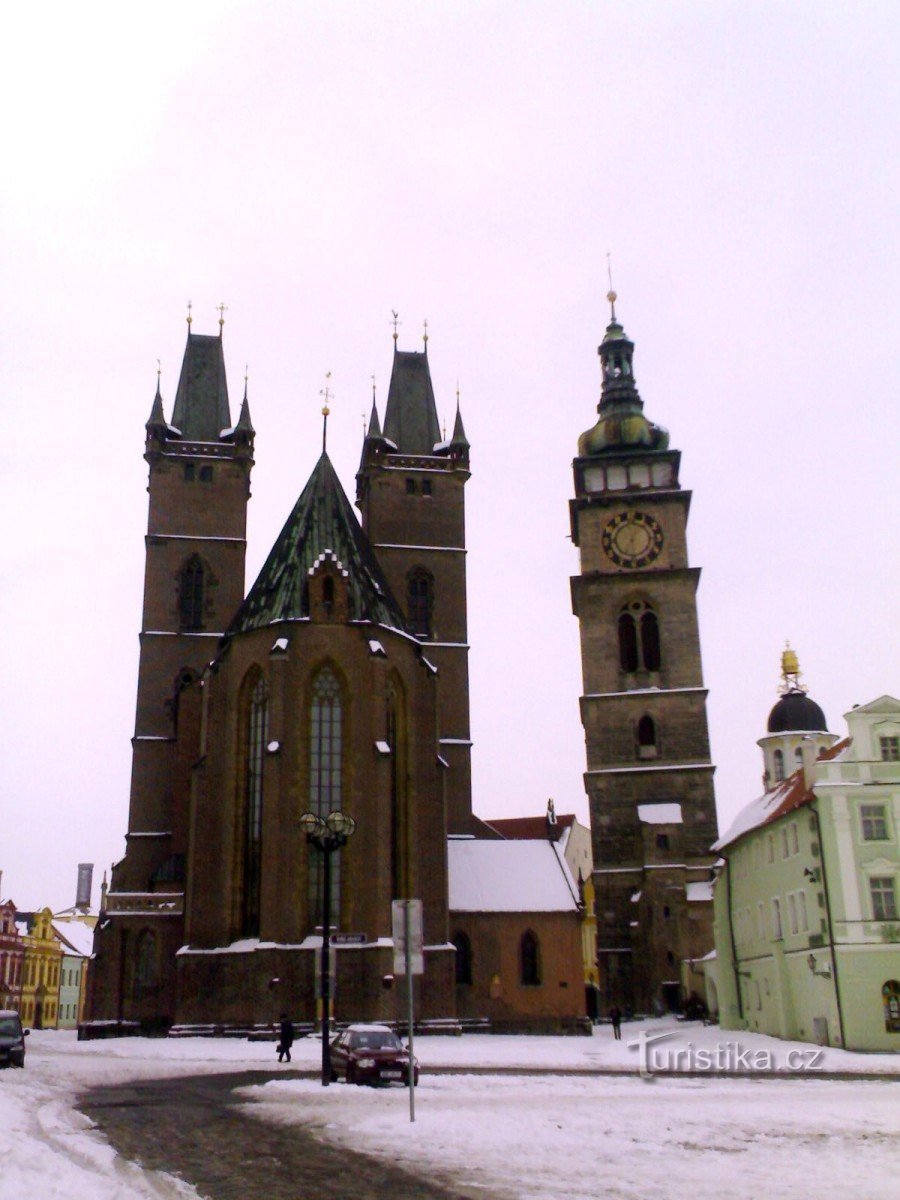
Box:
[423,317,429,346]
[779,641,806,694]
[186,300,193,327]
[156,357,161,382]
[391,309,400,342]
[606,251,617,321]
[371,373,377,401]
[217,302,228,333]
[244,363,249,384]
[456,380,461,407]
[320,371,332,453]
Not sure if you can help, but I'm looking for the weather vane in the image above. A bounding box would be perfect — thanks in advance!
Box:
[217,302,228,332]
[391,310,400,342]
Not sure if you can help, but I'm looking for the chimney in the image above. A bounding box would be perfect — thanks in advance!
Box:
[76,863,93,911]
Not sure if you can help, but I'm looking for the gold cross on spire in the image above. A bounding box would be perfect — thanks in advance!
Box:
[320,371,333,453]
[217,302,228,333]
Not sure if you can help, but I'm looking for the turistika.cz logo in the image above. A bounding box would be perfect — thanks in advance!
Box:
[627,1030,827,1078]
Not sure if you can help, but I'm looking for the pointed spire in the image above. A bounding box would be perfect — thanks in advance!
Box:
[366,395,382,439]
[146,362,167,431]
[171,324,232,440]
[235,368,255,436]
[383,343,442,454]
[450,394,469,451]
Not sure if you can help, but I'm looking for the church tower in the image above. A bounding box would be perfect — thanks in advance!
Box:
[357,332,475,833]
[89,318,253,1025]
[569,293,719,1013]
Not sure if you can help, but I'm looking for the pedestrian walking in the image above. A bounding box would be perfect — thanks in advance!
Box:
[277,1013,294,1063]
[609,1005,622,1040]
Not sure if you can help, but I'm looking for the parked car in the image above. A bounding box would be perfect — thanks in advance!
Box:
[329,1024,418,1086]
[0,1010,28,1068]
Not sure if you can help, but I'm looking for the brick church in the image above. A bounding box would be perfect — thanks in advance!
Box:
[86,317,587,1033]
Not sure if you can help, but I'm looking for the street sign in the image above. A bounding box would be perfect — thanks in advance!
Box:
[332,933,367,945]
[392,899,424,975]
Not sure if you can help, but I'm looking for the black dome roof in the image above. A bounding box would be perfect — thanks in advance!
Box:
[767,690,828,733]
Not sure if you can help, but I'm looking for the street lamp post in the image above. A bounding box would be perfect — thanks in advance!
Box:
[299,809,356,1087]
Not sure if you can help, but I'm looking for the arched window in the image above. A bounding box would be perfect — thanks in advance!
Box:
[308,667,343,927]
[179,555,205,631]
[618,601,661,673]
[134,929,158,994]
[520,930,541,986]
[241,675,267,937]
[453,931,473,986]
[407,569,433,639]
[794,747,804,769]
[637,715,658,759]
[773,749,785,782]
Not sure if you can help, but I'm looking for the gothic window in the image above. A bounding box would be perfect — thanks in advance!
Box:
[520,930,541,986]
[407,569,433,639]
[453,931,473,986]
[773,749,785,782]
[133,929,158,994]
[618,602,661,673]
[637,715,658,759]
[241,675,267,937]
[179,556,205,631]
[308,667,343,927]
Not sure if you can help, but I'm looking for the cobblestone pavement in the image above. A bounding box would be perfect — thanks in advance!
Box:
[78,1070,504,1200]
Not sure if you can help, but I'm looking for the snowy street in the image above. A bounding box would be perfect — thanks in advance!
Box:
[1,1020,896,1200]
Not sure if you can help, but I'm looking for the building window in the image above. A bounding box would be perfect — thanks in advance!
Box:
[241,675,267,937]
[520,931,541,986]
[405,478,417,494]
[794,747,804,769]
[407,569,433,639]
[870,878,898,922]
[637,715,658,759]
[133,929,158,994]
[773,750,785,782]
[656,833,669,850]
[772,897,783,939]
[453,931,473,986]
[183,464,195,481]
[787,893,798,935]
[308,667,343,927]
[798,891,809,933]
[199,464,213,482]
[883,980,900,1033]
[789,823,799,855]
[781,827,790,859]
[766,834,774,863]
[880,736,900,762]
[178,555,205,631]
[421,479,432,496]
[861,804,888,842]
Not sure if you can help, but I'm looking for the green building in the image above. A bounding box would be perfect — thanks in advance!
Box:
[710,654,899,1052]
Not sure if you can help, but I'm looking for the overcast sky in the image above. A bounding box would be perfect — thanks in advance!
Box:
[2,2,897,911]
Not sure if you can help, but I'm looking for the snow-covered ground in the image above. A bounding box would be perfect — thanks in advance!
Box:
[1,1020,897,1200]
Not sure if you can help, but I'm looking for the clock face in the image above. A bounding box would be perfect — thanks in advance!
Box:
[602,511,664,569]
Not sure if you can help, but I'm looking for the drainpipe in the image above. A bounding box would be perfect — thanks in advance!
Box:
[810,804,846,1049]
[723,855,744,1020]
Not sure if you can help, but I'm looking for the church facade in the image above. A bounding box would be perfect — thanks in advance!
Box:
[86,319,586,1034]
[569,295,719,1014]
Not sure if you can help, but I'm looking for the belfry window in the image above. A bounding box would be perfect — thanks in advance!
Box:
[773,749,785,782]
[618,601,661,673]
[241,675,267,937]
[308,667,343,927]
[179,556,205,631]
[407,569,433,639]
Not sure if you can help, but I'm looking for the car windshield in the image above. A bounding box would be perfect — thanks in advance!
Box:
[349,1030,402,1051]
[0,1017,21,1036]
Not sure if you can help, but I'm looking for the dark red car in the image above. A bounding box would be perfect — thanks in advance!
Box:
[329,1024,419,1086]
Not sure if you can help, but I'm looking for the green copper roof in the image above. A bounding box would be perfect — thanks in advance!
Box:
[171,332,232,441]
[225,452,409,639]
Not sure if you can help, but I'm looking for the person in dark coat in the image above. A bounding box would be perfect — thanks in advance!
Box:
[277,1013,294,1063]
[609,1006,622,1040]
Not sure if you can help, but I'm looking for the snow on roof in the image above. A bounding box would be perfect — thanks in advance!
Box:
[448,839,580,913]
[52,919,94,957]
[713,738,850,851]
[637,803,683,825]
[685,882,713,903]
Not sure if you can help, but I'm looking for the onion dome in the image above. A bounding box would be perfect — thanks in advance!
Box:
[578,293,669,457]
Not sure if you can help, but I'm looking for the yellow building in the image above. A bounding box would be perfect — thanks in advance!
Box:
[17,908,63,1029]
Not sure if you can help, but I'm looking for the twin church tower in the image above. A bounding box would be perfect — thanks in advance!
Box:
[87,298,717,1029]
